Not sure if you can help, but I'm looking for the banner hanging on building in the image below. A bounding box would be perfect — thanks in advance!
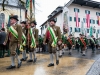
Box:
[62,7,69,37]
[75,9,79,27]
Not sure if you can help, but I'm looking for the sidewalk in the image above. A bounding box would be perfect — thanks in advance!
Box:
[86,57,100,75]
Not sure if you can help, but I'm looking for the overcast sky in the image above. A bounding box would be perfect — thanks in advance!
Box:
[35,0,100,34]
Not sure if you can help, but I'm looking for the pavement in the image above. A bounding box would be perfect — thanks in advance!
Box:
[0,48,100,75]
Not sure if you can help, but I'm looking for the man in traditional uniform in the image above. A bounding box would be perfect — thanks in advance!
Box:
[3,15,22,69]
[65,34,74,55]
[43,18,62,67]
[59,34,65,57]
[90,35,96,53]
[75,37,80,52]
[38,35,43,52]
[27,20,38,63]
[79,34,87,56]
[20,21,28,61]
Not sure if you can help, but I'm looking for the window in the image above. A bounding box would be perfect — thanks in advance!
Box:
[45,25,47,28]
[74,8,79,12]
[74,17,80,22]
[74,17,76,22]
[78,18,80,22]
[83,18,86,23]
[69,17,72,21]
[90,19,95,24]
[85,10,90,14]
[70,27,72,32]
[75,28,80,32]
[97,29,100,34]
[97,20,98,24]
[90,19,93,24]
[93,20,95,24]
[87,29,89,33]
[42,26,44,30]
[55,18,57,22]
[93,29,96,33]
[96,12,100,16]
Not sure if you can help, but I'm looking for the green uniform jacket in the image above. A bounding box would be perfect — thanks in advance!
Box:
[66,38,74,45]
[5,24,22,44]
[78,38,88,46]
[39,37,43,44]
[62,34,66,44]
[75,39,80,45]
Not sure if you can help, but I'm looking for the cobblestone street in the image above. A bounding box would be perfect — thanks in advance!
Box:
[0,49,99,75]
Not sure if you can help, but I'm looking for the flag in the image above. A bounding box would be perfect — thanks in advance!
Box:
[90,26,93,36]
[2,22,4,28]
[86,12,90,28]
[97,16,100,26]
[26,0,30,10]
[75,10,79,27]
[25,0,35,20]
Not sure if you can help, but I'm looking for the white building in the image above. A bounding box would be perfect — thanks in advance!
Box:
[0,0,26,29]
[40,0,100,38]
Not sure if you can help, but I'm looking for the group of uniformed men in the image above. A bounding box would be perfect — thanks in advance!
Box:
[2,14,98,69]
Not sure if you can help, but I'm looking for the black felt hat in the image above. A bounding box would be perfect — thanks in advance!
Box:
[69,34,72,36]
[31,20,37,25]
[10,15,19,21]
[49,18,56,23]
[21,21,26,24]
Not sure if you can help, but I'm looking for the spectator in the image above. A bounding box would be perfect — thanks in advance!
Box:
[0,28,6,58]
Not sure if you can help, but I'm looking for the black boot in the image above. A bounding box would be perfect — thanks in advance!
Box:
[48,63,54,67]
[82,54,86,56]
[6,65,16,69]
[21,56,28,61]
[56,60,59,65]
[17,61,22,68]
[27,59,33,62]
[68,52,71,55]
[59,55,62,58]
[20,58,25,61]
[33,58,37,63]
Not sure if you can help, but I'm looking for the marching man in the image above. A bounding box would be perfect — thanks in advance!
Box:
[43,18,62,67]
[79,34,88,56]
[90,35,96,53]
[20,21,28,61]
[3,15,22,69]
[27,20,38,63]
[65,34,74,55]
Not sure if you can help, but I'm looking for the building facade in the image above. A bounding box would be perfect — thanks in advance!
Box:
[41,0,100,38]
[0,0,25,29]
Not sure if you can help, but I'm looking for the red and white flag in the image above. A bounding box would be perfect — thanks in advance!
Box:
[97,16,100,26]
[75,11,79,27]
[86,14,90,28]
[2,22,4,28]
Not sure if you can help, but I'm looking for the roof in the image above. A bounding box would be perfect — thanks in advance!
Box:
[40,6,63,27]
[0,3,25,9]
[65,0,100,9]
[48,6,63,18]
